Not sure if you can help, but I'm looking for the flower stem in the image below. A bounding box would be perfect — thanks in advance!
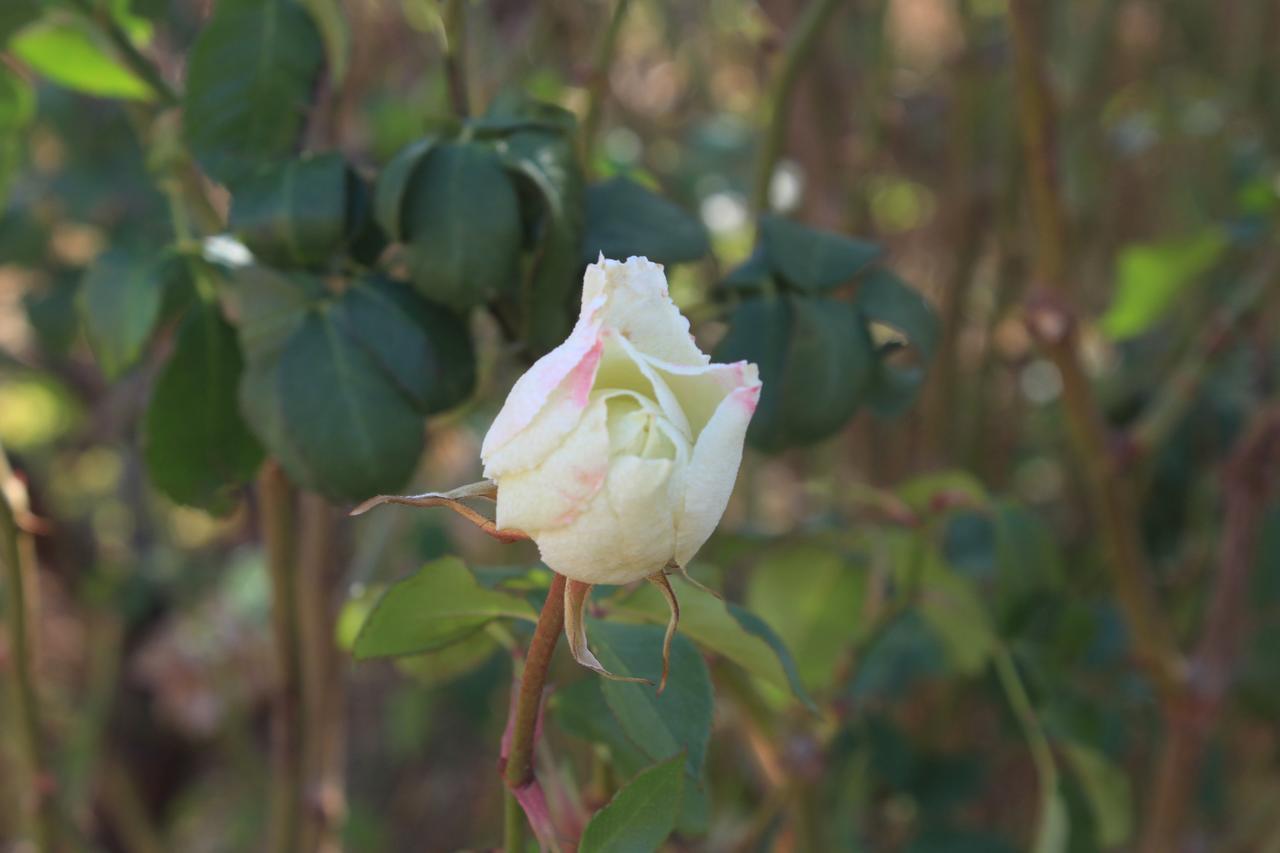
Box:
[0,445,60,853]
[504,573,566,790]
[503,789,526,853]
[751,0,847,216]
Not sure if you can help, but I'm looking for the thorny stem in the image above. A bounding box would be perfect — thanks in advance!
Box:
[1006,0,1179,688]
[504,573,567,791]
[0,446,61,853]
[751,0,847,215]
[579,0,632,168]
[1140,408,1280,852]
[261,463,304,853]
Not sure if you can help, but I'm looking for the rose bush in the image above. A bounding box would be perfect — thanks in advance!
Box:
[481,256,761,586]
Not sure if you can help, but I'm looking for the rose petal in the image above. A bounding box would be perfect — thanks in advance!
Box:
[536,456,677,585]
[586,257,707,367]
[674,368,761,566]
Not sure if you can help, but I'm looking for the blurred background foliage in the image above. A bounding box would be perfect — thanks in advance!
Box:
[1,0,1280,851]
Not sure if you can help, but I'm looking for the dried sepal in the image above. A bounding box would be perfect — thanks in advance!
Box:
[665,559,722,600]
[348,480,528,543]
[646,571,681,694]
[564,579,650,685]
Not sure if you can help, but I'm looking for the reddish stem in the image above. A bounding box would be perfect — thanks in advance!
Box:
[503,573,567,790]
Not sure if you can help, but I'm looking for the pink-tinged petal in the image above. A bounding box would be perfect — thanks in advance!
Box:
[480,291,607,471]
[586,257,708,367]
[494,397,611,533]
[536,456,678,585]
[674,366,761,566]
[647,355,756,437]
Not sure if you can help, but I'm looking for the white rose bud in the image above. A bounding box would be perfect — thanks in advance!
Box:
[481,256,761,587]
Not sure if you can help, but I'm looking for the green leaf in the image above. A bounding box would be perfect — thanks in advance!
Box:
[1063,743,1131,847]
[583,177,708,265]
[143,299,263,511]
[78,250,163,378]
[497,121,585,352]
[228,153,348,268]
[373,137,436,241]
[855,268,939,418]
[275,307,424,501]
[1101,229,1226,341]
[334,276,475,415]
[590,621,713,778]
[913,551,996,675]
[759,214,882,291]
[352,556,536,658]
[183,0,324,184]
[401,142,522,310]
[714,294,874,452]
[746,542,868,689]
[11,19,154,100]
[614,577,814,708]
[579,754,685,853]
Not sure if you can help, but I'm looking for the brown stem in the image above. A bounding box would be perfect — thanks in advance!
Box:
[261,462,304,853]
[751,0,847,215]
[296,492,346,853]
[1139,407,1280,852]
[503,573,567,790]
[1007,0,1178,686]
[579,0,632,169]
[0,449,60,852]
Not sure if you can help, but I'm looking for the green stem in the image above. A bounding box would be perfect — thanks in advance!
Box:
[504,573,566,791]
[994,646,1059,848]
[579,0,632,169]
[69,0,179,106]
[0,445,61,853]
[503,790,526,853]
[751,0,847,215]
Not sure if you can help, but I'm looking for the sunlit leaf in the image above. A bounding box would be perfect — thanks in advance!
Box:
[11,19,153,100]
[352,556,536,658]
[1101,229,1226,341]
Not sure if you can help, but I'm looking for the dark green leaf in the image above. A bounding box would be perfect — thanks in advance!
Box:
[343,169,387,266]
[759,214,882,291]
[579,754,685,853]
[583,177,708,265]
[855,268,939,418]
[719,246,773,293]
[373,136,435,241]
[334,276,475,415]
[78,250,163,378]
[183,0,324,184]
[590,621,713,778]
[714,294,873,452]
[497,123,585,352]
[275,307,425,501]
[726,603,818,711]
[228,153,348,268]
[11,19,153,100]
[401,142,522,310]
[143,299,263,511]
[352,556,536,659]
